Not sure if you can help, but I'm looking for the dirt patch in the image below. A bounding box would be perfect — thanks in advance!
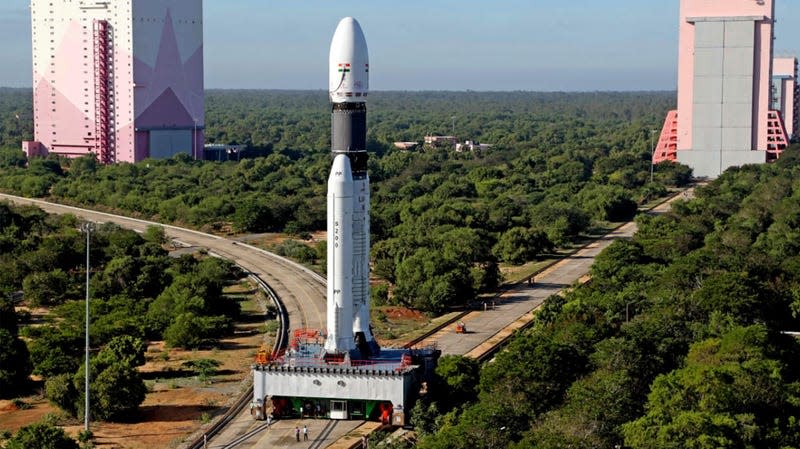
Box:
[76,388,232,449]
[0,397,58,434]
[372,306,430,346]
[0,401,19,413]
[236,231,326,247]
[378,307,426,321]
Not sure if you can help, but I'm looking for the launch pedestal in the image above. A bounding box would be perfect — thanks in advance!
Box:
[252,347,437,425]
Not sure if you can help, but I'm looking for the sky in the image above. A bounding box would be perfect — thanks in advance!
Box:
[0,0,799,91]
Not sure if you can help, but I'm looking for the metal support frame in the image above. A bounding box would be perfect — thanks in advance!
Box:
[766,110,789,160]
[93,20,111,163]
[653,110,679,164]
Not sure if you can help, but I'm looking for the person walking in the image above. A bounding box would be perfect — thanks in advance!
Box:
[303,425,308,441]
[295,426,300,442]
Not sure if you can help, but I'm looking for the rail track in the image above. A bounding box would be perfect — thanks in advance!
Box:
[184,273,290,449]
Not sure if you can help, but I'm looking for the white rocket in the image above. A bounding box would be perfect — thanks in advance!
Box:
[324,17,378,357]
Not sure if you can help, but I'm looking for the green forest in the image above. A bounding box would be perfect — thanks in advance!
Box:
[0,89,690,314]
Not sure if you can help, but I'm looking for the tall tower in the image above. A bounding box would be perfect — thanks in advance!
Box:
[25,0,204,163]
[773,56,798,140]
[653,0,787,178]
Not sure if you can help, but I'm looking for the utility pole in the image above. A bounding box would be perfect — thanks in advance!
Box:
[82,221,95,432]
[650,129,657,184]
[451,116,457,150]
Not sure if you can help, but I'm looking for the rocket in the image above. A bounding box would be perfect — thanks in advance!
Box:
[324,17,379,358]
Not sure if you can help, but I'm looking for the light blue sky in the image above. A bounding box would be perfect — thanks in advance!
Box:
[1,1,798,91]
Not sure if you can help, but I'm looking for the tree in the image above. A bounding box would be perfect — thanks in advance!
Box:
[29,330,82,377]
[479,326,590,417]
[576,183,638,222]
[0,328,31,397]
[493,227,551,265]
[95,335,147,369]
[44,373,77,416]
[142,225,167,245]
[418,399,529,449]
[273,239,317,264]
[44,336,147,420]
[5,421,79,449]
[654,160,693,187]
[182,358,221,384]
[372,238,404,283]
[434,355,480,407]
[86,362,147,421]
[622,325,800,449]
[0,148,26,169]
[163,312,231,349]
[22,269,72,306]
[394,249,474,313]
[519,369,640,449]
[67,155,98,177]
[233,198,274,232]
[529,202,590,246]
[0,296,19,335]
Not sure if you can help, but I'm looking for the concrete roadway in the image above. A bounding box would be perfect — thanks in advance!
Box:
[418,190,691,355]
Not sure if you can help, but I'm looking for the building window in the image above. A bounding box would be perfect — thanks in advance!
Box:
[331,401,346,412]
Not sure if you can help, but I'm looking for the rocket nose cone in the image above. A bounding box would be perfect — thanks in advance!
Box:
[332,17,366,44]
[329,17,369,101]
[330,154,353,181]
[338,16,358,28]
[329,154,354,196]
[330,17,368,64]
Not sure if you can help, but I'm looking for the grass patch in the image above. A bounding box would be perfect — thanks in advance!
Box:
[262,320,280,334]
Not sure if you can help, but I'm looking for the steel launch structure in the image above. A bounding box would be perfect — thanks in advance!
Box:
[23,0,204,163]
[772,56,799,141]
[251,18,438,425]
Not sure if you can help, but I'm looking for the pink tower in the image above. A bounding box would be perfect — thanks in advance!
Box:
[653,0,788,178]
[24,0,204,164]
[773,56,798,140]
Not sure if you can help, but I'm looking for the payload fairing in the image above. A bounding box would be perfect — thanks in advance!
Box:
[324,17,378,358]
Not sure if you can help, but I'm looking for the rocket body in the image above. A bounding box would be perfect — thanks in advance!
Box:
[324,154,356,354]
[351,175,371,342]
[324,17,378,357]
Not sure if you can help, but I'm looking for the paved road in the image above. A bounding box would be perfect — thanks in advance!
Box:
[419,190,690,355]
